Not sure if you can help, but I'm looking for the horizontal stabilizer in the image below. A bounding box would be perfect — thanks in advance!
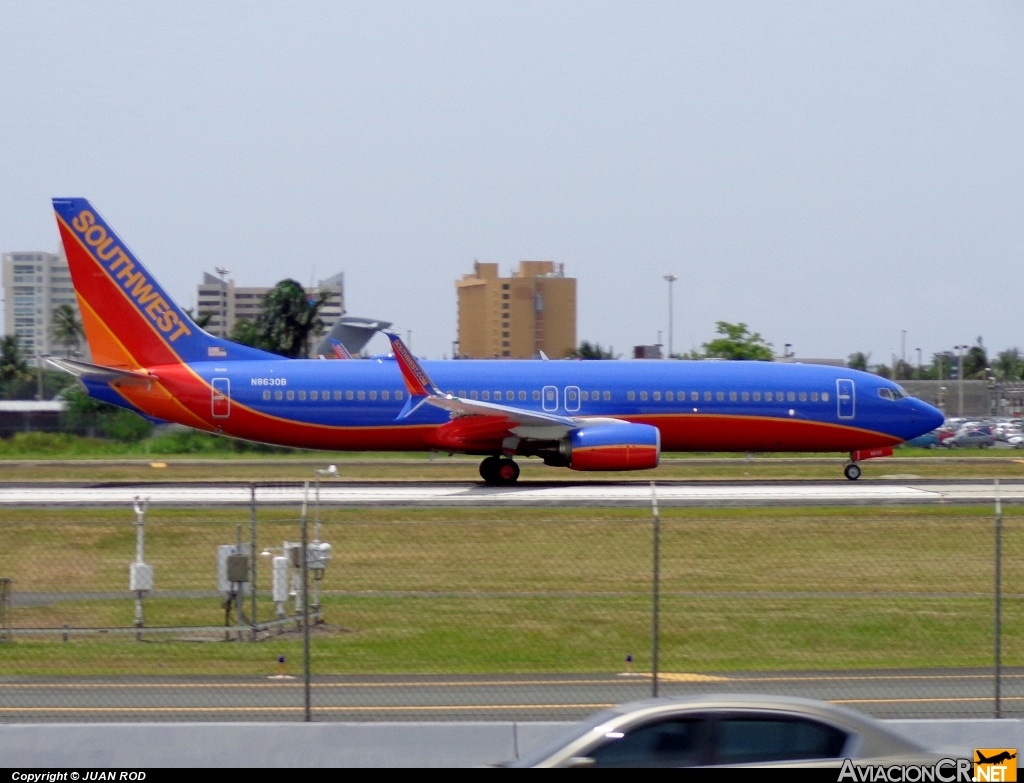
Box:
[47,357,157,387]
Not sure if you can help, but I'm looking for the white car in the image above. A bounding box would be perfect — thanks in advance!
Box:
[498,694,943,768]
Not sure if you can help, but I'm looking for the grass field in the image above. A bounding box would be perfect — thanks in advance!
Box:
[2,502,1021,676]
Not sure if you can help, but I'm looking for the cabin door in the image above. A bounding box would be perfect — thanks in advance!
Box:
[836,379,855,420]
[564,386,581,413]
[542,385,559,412]
[212,378,231,419]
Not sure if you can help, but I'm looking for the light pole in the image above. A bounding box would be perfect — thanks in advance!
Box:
[916,348,922,379]
[215,266,230,338]
[663,274,678,358]
[955,344,969,417]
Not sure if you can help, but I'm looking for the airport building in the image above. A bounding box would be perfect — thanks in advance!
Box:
[1,251,86,365]
[196,271,345,345]
[455,261,576,359]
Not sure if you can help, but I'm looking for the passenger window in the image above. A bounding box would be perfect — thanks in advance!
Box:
[262,391,271,401]
[628,392,636,401]
[765,392,773,401]
[275,390,283,401]
[357,391,365,400]
[310,391,318,401]
[603,391,611,401]
[787,392,796,402]
[753,392,761,401]
[822,392,830,402]
[703,392,711,402]
[345,390,354,401]
[711,716,847,765]
[729,392,737,401]
[587,718,703,768]
[799,392,806,402]
[640,391,648,401]
[298,391,306,401]
[369,391,377,400]
[653,391,661,401]
[716,392,724,401]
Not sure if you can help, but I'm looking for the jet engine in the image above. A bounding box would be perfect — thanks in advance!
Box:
[555,422,661,471]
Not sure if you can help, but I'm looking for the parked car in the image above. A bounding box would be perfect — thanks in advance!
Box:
[942,430,997,448]
[903,430,943,448]
[497,694,940,768]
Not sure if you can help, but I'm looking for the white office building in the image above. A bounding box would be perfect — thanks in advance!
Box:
[2,251,86,364]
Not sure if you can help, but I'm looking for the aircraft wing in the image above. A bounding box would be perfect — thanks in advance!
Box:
[384,332,619,441]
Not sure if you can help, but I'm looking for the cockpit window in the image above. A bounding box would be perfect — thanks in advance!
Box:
[878,386,906,401]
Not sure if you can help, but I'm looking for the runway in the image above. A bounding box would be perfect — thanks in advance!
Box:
[0,478,1019,507]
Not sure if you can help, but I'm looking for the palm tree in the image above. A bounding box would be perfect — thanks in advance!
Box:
[51,303,84,356]
[0,335,31,399]
[252,279,331,358]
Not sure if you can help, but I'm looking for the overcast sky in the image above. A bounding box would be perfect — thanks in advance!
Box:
[2,2,1023,365]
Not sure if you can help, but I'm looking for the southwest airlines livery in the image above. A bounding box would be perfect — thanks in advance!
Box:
[50,198,944,483]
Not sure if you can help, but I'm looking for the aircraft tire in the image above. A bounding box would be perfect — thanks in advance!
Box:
[496,458,520,484]
[479,456,501,482]
[844,463,861,481]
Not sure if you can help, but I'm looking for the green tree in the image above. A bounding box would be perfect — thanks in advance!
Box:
[251,279,331,358]
[51,304,84,356]
[963,338,989,380]
[994,348,1024,381]
[701,322,774,361]
[565,341,615,359]
[847,352,870,372]
[0,335,32,399]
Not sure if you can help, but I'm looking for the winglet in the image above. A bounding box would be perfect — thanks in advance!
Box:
[386,332,444,419]
[386,332,442,397]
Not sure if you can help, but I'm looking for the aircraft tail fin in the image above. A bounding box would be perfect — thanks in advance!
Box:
[52,198,278,369]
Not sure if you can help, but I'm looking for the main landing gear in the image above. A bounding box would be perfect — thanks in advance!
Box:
[480,455,521,485]
[844,462,861,481]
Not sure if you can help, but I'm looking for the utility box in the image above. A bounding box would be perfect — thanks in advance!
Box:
[217,544,251,594]
[226,554,249,584]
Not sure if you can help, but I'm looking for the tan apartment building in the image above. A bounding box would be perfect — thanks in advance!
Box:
[456,261,576,359]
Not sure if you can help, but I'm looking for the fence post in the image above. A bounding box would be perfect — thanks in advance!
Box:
[301,480,312,722]
[994,479,1002,718]
[650,482,661,698]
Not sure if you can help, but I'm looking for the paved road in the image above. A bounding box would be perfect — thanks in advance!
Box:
[0,478,1020,507]
[1,668,1021,723]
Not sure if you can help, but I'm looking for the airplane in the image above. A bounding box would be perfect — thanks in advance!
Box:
[977,751,1017,765]
[49,197,945,484]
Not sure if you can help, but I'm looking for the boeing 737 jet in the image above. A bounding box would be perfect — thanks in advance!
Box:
[50,198,944,483]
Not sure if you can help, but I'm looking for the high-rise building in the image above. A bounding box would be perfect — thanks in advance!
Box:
[2,251,86,364]
[196,271,345,350]
[456,261,576,359]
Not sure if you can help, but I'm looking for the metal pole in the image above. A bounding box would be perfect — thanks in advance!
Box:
[994,479,1002,718]
[301,481,312,722]
[250,484,258,637]
[650,482,660,698]
[663,275,678,358]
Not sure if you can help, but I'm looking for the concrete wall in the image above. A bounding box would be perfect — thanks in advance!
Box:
[1,720,1021,768]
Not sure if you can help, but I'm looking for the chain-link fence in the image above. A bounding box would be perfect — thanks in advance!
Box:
[1,487,1021,722]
